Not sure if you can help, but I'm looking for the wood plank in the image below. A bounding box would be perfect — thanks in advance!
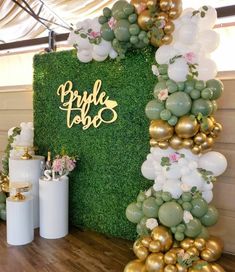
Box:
[214,109,235,144]
[210,211,235,254]
[0,91,33,110]
[0,85,31,93]
[0,110,33,131]
[218,79,235,110]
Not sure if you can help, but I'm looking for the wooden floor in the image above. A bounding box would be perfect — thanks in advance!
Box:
[0,221,234,272]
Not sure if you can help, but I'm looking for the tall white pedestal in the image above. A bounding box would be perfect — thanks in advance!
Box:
[9,155,45,228]
[39,176,69,239]
[7,196,34,245]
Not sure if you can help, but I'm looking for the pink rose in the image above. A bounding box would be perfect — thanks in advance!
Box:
[184,52,196,64]
[169,153,180,163]
[108,17,117,30]
[90,31,101,39]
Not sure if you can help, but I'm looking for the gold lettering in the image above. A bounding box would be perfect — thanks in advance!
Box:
[57,80,118,129]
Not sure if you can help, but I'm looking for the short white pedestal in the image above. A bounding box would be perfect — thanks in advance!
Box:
[39,176,69,239]
[9,155,45,228]
[7,196,34,245]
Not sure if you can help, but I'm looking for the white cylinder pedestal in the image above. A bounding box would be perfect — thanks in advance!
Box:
[9,156,45,229]
[39,176,69,239]
[7,196,34,245]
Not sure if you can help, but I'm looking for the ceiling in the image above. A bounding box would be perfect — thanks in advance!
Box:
[0,0,234,44]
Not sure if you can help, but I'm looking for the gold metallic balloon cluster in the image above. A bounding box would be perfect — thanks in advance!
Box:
[124,226,225,272]
[130,0,182,47]
[0,172,9,193]
[149,116,222,155]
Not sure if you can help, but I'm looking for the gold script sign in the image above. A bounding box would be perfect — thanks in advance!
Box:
[57,79,118,130]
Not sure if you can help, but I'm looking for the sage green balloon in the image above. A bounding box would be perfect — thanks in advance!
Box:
[145,100,164,120]
[154,82,167,97]
[175,231,185,241]
[177,81,185,91]
[134,39,146,49]
[158,202,184,227]
[128,13,137,23]
[142,197,159,218]
[137,191,147,203]
[197,226,210,239]
[0,209,6,221]
[181,192,192,202]
[185,80,195,93]
[101,23,115,41]
[182,202,193,211]
[195,80,206,91]
[129,24,140,35]
[200,205,219,227]
[0,203,5,211]
[166,92,192,117]
[98,15,108,24]
[136,223,149,235]
[158,64,168,75]
[201,88,213,99]
[190,89,201,100]
[168,115,178,126]
[126,202,144,223]
[123,3,134,16]
[103,7,112,17]
[0,192,6,203]
[206,79,224,100]
[191,99,213,117]
[191,198,208,218]
[160,109,172,121]
[211,100,218,114]
[112,0,128,19]
[114,19,130,41]
[184,218,202,238]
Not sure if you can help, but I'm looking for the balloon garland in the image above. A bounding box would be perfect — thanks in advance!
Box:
[67,1,227,271]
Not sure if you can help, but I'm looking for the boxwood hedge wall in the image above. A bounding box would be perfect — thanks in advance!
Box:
[33,47,156,240]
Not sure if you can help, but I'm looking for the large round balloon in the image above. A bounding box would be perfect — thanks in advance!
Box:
[158,202,184,227]
[141,160,155,180]
[197,58,218,81]
[184,218,202,238]
[126,202,144,223]
[168,58,189,82]
[200,205,219,226]
[198,152,227,176]
[175,115,199,138]
[199,30,220,53]
[149,120,174,141]
[166,92,192,117]
[206,79,224,100]
[114,19,131,41]
[145,100,165,120]
[191,198,208,218]
[155,45,179,65]
[142,197,159,218]
[191,99,213,117]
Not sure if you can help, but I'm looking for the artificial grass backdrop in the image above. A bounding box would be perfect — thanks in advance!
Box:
[33,47,156,240]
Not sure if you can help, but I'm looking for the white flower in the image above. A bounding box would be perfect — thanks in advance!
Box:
[145,188,152,197]
[157,88,169,101]
[152,65,160,76]
[183,211,193,224]
[146,218,158,230]
[181,183,191,192]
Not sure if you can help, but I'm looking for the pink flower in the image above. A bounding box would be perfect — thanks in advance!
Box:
[169,153,180,163]
[184,52,196,64]
[157,88,168,101]
[136,3,147,14]
[52,158,63,174]
[108,17,117,30]
[90,31,101,39]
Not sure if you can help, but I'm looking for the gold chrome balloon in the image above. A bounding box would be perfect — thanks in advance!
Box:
[186,246,199,257]
[200,137,214,152]
[211,263,225,272]
[134,239,143,253]
[169,135,183,150]
[194,238,206,251]
[164,251,177,265]
[189,260,213,272]
[164,264,177,272]
[200,118,214,134]
[150,138,159,147]
[124,259,147,272]
[141,236,153,248]
[164,21,175,34]
[213,123,222,133]
[168,8,181,19]
[149,240,161,253]
[146,253,164,272]
[149,120,174,141]
[151,226,173,252]
[157,12,169,21]
[158,141,169,149]
[191,145,201,155]
[160,0,171,11]
[194,132,207,145]
[135,246,149,261]
[150,36,161,47]
[170,0,182,10]
[176,263,188,272]
[180,238,195,250]
[201,237,223,262]
[161,34,173,45]
[131,0,148,14]
[138,10,152,30]
[175,116,199,138]
[183,139,194,149]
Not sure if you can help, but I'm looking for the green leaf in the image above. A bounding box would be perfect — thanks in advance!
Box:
[201,11,206,18]
[202,6,208,11]
[80,33,87,39]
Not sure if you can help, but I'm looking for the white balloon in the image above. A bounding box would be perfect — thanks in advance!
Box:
[181,170,204,191]
[93,40,112,56]
[197,57,217,81]
[178,158,188,166]
[198,30,220,53]
[92,51,108,62]
[202,190,213,203]
[155,45,179,64]
[202,182,213,192]
[188,161,198,170]
[67,31,78,45]
[77,50,92,63]
[109,48,118,59]
[153,181,163,192]
[155,175,166,183]
[198,152,227,176]
[198,6,217,30]
[164,164,181,179]
[141,160,155,180]
[178,22,199,45]
[168,58,189,82]
[180,166,190,176]
[179,148,199,161]
[76,35,92,50]
[163,179,183,199]
[90,17,101,32]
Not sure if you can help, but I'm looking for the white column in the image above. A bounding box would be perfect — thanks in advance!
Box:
[7,196,34,245]
[39,176,69,239]
[9,155,45,228]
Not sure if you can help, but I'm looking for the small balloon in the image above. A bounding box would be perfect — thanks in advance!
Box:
[146,253,164,272]
[149,120,174,141]
[151,226,173,252]
[175,116,199,138]
[124,259,146,272]
[169,135,183,150]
